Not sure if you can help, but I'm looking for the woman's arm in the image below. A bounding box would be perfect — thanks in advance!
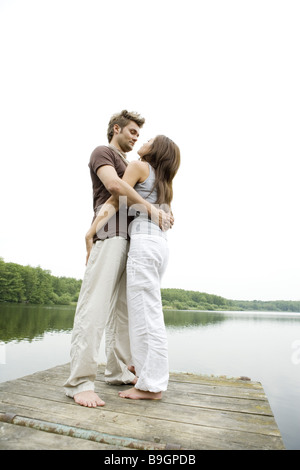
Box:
[85,161,149,263]
[97,161,150,209]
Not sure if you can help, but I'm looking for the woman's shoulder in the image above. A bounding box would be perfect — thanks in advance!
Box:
[127,160,150,183]
[127,159,148,169]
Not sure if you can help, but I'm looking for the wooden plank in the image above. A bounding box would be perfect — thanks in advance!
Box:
[0,370,276,421]
[15,363,269,402]
[0,364,285,450]
[0,400,283,450]
[2,375,273,416]
[0,422,127,450]
[0,383,280,436]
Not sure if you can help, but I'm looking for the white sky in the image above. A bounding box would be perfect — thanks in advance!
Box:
[0,0,299,301]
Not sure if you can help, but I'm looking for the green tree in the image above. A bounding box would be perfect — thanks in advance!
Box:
[0,262,25,302]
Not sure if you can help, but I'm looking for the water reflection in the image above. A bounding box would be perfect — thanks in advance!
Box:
[1,304,300,343]
[1,305,224,343]
[1,303,300,449]
[0,303,76,343]
[1,305,226,343]
[164,309,225,328]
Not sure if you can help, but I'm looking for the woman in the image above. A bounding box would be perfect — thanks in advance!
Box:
[85,135,180,399]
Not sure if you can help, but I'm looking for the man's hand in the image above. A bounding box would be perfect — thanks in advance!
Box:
[85,233,94,265]
[151,207,174,232]
[159,209,174,232]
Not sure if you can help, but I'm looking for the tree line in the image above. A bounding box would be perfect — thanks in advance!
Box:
[0,258,81,305]
[1,259,299,313]
[161,288,300,313]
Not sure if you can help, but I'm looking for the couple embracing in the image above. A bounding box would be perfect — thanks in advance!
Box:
[64,110,180,407]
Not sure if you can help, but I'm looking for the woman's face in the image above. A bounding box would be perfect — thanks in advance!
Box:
[137,138,155,157]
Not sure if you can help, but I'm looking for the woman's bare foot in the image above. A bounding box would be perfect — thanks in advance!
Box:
[128,365,136,375]
[73,390,105,407]
[128,365,138,385]
[118,387,162,400]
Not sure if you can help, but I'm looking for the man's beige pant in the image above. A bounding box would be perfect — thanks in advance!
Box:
[64,237,135,397]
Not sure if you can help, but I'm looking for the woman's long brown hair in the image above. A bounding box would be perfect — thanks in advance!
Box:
[141,135,181,207]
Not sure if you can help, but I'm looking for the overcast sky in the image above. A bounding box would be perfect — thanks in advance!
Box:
[0,0,299,301]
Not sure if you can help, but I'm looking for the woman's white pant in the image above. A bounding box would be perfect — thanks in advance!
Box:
[127,234,169,393]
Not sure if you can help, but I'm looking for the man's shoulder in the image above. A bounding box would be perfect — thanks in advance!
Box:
[89,145,116,169]
[90,145,115,158]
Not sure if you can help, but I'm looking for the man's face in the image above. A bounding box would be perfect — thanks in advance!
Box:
[115,121,140,153]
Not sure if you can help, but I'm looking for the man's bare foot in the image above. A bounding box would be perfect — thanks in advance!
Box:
[73,390,105,407]
[118,387,162,400]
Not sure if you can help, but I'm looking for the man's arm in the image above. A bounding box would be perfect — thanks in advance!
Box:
[85,162,174,263]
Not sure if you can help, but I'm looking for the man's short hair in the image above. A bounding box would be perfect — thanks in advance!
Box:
[107,110,145,143]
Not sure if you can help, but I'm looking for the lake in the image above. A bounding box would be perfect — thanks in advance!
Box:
[0,303,300,450]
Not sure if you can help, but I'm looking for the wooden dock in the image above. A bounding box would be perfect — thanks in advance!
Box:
[0,363,285,450]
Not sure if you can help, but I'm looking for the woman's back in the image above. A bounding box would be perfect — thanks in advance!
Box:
[129,163,166,238]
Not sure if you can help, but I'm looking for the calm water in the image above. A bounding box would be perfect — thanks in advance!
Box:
[0,303,300,450]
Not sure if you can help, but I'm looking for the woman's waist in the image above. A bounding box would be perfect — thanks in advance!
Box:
[129,218,167,239]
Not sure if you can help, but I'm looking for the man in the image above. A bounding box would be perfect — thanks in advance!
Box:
[64,110,171,407]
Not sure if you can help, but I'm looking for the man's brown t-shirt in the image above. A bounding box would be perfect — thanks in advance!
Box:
[88,145,130,241]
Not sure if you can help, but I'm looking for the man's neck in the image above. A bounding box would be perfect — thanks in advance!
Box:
[109,141,127,158]
[108,143,128,166]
